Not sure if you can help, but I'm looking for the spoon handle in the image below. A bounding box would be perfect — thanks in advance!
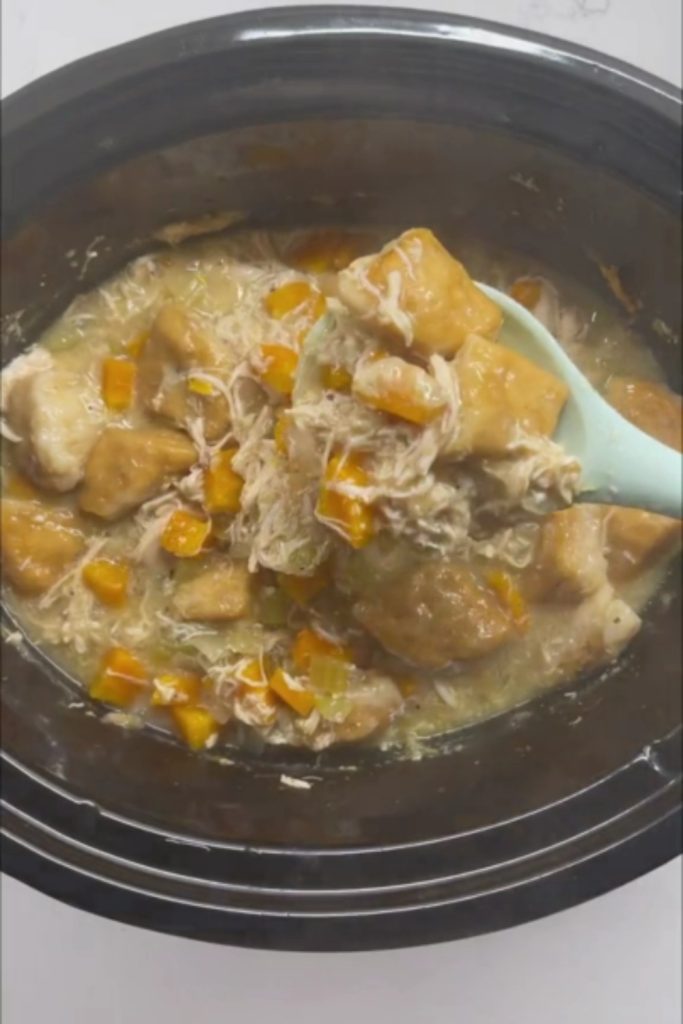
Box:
[479,285,682,521]
[576,409,682,518]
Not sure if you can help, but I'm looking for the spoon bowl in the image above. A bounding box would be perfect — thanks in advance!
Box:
[479,284,683,519]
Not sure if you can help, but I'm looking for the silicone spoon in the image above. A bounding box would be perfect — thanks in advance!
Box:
[478,284,682,518]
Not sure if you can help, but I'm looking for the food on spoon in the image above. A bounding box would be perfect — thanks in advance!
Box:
[443,334,569,458]
[352,354,447,425]
[338,227,502,356]
[317,453,375,549]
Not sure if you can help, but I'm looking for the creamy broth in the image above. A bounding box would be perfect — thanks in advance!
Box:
[1,227,680,754]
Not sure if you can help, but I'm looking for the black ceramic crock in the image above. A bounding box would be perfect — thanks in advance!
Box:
[1,7,681,951]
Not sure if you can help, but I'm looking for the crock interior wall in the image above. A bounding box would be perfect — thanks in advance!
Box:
[2,111,681,848]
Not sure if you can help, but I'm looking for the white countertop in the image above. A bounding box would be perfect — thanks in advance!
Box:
[1,1,681,1020]
[2,0,682,92]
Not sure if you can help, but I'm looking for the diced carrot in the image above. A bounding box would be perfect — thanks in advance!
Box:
[269,667,316,717]
[274,413,289,455]
[396,676,418,698]
[486,570,530,629]
[102,357,137,411]
[161,510,212,557]
[264,280,326,348]
[257,344,299,396]
[368,388,443,425]
[236,660,278,717]
[82,559,130,607]
[151,671,203,707]
[239,659,269,685]
[264,281,326,322]
[171,706,219,750]
[277,563,330,606]
[187,376,215,396]
[509,277,542,311]
[203,448,243,514]
[354,356,446,426]
[89,646,148,707]
[287,231,363,274]
[322,364,353,391]
[291,628,352,674]
[124,329,150,358]
[239,682,278,721]
[4,471,41,501]
[317,453,374,549]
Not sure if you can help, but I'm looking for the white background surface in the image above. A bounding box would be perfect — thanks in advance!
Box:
[1,0,681,1020]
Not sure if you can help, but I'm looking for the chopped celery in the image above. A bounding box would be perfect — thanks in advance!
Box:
[223,622,270,655]
[149,641,197,663]
[292,313,334,404]
[257,587,291,627]
[314,692,353,723]
[186,622,266,661]
[170,555,213,585]
[309,654,349,694]
[184,632,227,662]
[44,332,81,352]
[282,542,326,577]
[338,536,419,596]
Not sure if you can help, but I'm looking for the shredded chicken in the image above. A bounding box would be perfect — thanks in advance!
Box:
[280,774,313,790]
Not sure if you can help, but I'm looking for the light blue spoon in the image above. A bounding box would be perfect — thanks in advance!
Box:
[479,284,682,519]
